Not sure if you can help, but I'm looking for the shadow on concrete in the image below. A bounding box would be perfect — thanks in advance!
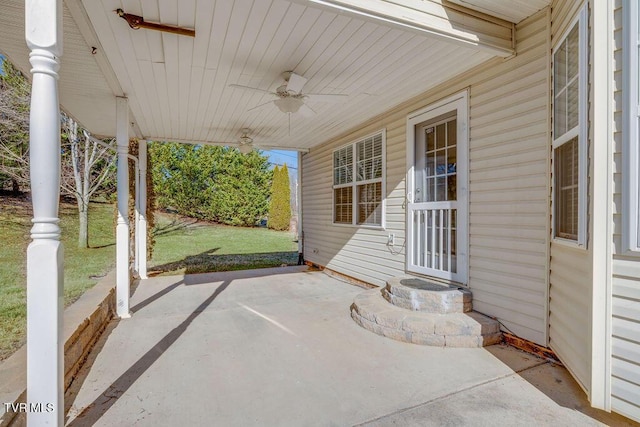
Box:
[64,319,120,419]
[486,344,638,426]
[67,279,232,427]
[130,278,185,314]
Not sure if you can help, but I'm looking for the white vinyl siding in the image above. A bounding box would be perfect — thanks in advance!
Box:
[613,0,640,421]
[303,10,550,344]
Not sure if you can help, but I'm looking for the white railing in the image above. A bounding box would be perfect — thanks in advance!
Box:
[411,206,456,274]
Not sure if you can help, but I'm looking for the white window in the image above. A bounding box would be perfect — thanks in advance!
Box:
[333,130,385,227]
[623,0,640,252]
[552,7,587,246]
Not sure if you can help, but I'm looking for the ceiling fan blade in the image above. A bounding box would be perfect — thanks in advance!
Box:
[247,100,276,112]
[229,83,276,95]
[286,72,307,94]
[306,93,348,103]
[298,103,315,118]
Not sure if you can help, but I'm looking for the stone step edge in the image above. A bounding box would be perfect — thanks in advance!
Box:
[350,289,502,348]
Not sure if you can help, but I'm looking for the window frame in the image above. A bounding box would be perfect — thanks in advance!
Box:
[551,6,588,248]
[332,129,386,229]
[623,0,640,253]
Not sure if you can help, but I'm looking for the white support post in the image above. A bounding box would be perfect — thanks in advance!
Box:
[134,153,140,273]
[297,151,303,265]
[116,97,131,318]
[138,140,148,279]
[25,1,64,425]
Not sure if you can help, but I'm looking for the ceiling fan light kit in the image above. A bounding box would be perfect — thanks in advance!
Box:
[230,71,348,117]
[274,97,304,113]
[238,143,253,154]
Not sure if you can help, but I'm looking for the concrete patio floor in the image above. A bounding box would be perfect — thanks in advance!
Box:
[65,266,635,426]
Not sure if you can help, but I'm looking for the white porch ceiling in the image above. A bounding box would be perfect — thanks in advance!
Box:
[0,0,520,150]
[447,0,551,23]
[1,1,121,137]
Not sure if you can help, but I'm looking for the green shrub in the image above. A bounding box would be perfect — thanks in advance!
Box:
[268,164,291,231]
[150,143,272,226]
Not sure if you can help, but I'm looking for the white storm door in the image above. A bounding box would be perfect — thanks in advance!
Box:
[407,93,468,283]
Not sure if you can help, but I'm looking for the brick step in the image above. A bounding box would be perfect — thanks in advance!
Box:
[383,276,472,314]
[351,289,502,348]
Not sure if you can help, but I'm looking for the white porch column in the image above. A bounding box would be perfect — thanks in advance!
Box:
[116,97,131,318]
[297,151,303,265]
[134,154,140,273]
[138,140,148,279]
[25,1,64,425]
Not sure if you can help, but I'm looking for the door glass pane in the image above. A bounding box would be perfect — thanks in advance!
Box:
[426,128,435,151]
[447,146,457,172]
[436,176,446,201]
[426,153,435,176]
[447,120,457,147]
[425,177,434,202]
[436,151,446,177]
[447,175,457,201]
[436,123,446,149]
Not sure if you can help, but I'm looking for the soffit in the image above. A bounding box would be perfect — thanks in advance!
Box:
[447,0,551,23]
[81,0,494,149]
[1,0,499,149]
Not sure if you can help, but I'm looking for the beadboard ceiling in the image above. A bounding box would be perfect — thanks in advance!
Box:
[447,0,551,23]
[0,0,545,150]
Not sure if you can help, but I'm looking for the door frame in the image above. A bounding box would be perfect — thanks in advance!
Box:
[406,90,469,284]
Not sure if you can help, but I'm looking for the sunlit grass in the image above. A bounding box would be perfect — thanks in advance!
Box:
[149,211,298,275]
[0,197,115,360]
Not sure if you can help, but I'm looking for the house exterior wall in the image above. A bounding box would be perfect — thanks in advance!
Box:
[302,10,550,345]
[612,0,640,419]
[547,0,593,393]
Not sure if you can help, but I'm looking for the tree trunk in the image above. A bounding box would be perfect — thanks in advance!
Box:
[11,178,19,195]
[78,201,88,248]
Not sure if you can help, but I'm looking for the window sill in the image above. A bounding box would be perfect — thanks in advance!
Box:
[552,237,587,251]
[332,222,386,231]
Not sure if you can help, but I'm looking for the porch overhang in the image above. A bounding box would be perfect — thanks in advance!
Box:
[0,0,522,152]
[295,0,516,57]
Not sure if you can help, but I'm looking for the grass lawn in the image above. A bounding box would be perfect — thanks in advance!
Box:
[0,196,116,360]
[149,211,299,275]
[0,197,297,360]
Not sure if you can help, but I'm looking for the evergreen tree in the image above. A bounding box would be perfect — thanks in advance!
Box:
[150,142,272,226]
[268,164,291,231]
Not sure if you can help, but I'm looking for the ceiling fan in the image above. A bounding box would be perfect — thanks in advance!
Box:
[216,128,273,154]
[230,71,348,117]
[237,128,256,154]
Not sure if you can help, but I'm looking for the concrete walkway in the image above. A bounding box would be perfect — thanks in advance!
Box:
[66,267,634,426]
